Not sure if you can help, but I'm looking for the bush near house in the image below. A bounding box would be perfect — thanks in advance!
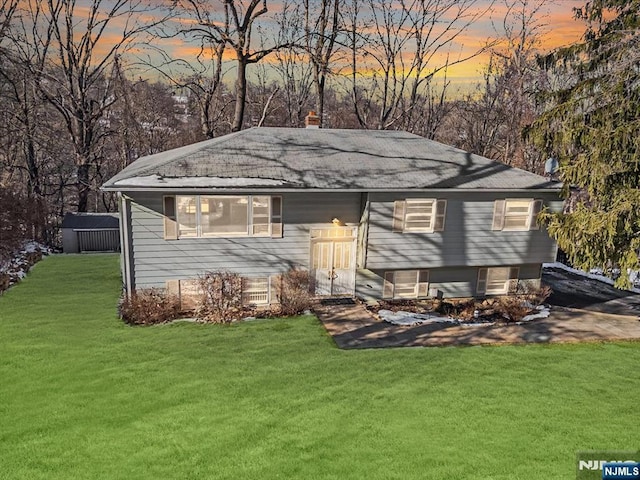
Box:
[195,270,244,323]
[119,288,181,325]
[274,268,315,316]
[193,268,316,322]
[370,285,552,323]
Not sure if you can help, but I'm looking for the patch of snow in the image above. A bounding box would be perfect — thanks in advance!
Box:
[543,262,640,294]
[379,304,552,327]
[1,241,50,293]
[379,309,458,326]
[114,174,291,188]
[23,241,41,253]
[519,305,551,323]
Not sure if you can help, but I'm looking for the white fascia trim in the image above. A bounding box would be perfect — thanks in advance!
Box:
[103,186,562,194]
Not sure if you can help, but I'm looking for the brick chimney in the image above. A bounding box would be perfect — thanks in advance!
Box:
[305,110,320,128]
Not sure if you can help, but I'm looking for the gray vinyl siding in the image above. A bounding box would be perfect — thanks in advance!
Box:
[365,192,562,270]
[126,191,360,289]
[356,264,543,301]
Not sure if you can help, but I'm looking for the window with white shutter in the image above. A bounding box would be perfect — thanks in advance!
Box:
[173,195,283,238]
[392,198,446,233]
[492,199,544,231]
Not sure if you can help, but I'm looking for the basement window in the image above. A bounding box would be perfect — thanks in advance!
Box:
[241,277,270,305]
[383,270,430,299]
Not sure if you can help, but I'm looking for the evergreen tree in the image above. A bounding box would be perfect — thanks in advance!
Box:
[528,0,640,286]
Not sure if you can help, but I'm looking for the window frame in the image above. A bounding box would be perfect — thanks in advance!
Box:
[477,266,519,295]
[403,199,437,232]
[393,198,447,233]
[383,270,430,299]
[241,276,271,306]
[200,195,250,237]
[172,195,282,239]
[493,198,543,232]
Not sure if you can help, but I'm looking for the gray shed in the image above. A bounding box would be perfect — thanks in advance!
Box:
[61,213,120,253]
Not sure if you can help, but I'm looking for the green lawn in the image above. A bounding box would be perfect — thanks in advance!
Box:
[0,254,638,479]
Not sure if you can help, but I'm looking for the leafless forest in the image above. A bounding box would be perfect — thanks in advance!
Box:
[0,0,562,256]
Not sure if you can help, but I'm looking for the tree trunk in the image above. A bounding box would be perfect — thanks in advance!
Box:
[232,59,248,132]
[76,161,90,212]
[316,74,325,128]
[24,136,42,197]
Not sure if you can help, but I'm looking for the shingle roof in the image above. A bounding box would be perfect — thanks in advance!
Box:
[103,127,559,191]
[61,212,119,229]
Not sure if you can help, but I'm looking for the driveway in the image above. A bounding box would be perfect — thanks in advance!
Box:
[542,266,640,316]
[315,267,640,349]
[315,301,640,349]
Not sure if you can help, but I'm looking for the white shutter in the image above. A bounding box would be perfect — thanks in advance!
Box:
[383,271,394,298]
[163,196,178,240]
[392,201,406,233]
[529,199,543,230]
[434,200,447,232]
[476,268,488,295]
[492,200,505,231]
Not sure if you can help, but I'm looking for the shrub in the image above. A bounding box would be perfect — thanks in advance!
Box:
[275,268,314,316]
[195,270,243,323]
[435,298,475,319]
[496,296,531,322]
[522,284,553,305]
[119,288,181,325]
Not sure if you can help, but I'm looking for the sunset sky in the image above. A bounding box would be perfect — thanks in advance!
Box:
[147,0,588,86]
[440,0,588,83]
[74,0,591,89]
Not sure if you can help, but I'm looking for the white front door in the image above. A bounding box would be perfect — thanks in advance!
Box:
[310,227,357,297]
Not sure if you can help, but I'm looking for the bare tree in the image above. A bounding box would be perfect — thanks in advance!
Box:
[272,0,314,127]
[344,0,491,130]
[180,0,292,132]
[0,0,19,45]
[26,0,169,212]
[152,1,231,138]
[342,0,375,127]
[451,0,551,168]
[303,0,343,126]
[0,0,57,200]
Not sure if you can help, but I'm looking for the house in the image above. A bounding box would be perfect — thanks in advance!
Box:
[102,115,562,306]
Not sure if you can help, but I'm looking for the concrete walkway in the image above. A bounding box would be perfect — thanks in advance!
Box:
[314,302,640,349]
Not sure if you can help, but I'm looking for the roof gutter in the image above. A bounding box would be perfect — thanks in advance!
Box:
[101,185,563,194]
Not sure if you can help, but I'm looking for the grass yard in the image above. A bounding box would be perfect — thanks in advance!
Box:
[0,254,638,480]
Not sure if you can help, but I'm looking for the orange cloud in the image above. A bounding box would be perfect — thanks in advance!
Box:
[55,0,593,90]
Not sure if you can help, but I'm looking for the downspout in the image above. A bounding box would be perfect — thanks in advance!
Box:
[357,192,371,269]
[118,192,134,296]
